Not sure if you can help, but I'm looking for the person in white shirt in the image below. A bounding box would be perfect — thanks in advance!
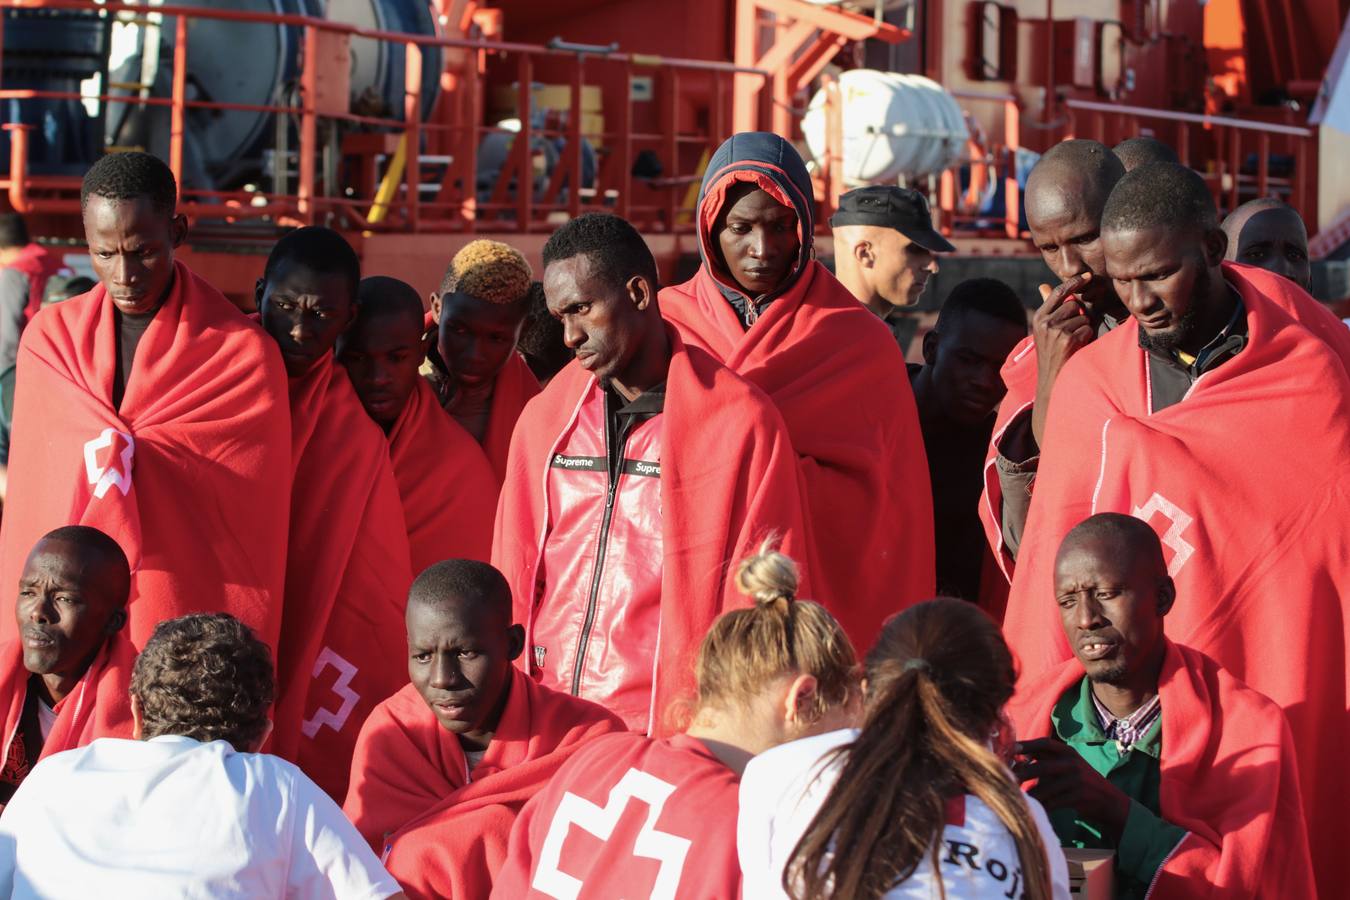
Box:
[0,612,405,900]
[738,597,1071,900]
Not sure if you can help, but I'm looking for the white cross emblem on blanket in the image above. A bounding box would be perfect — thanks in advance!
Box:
[1131,492,1196,575]
[83,428,135,499]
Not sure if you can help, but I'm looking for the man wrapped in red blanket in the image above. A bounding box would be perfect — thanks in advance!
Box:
[345,559,623,898]
[1009,514,1314,899]
[1002,162,1350,896]
[0,152,290,650]
[493,214,808,734]
[0,528,135,808]
[659,132,932,646]
[339,276,497,574]
[256,228,412,802]
[425,240,541,485]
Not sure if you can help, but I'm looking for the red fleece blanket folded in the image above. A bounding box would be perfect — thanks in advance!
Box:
[489,731,744,899]
[389,378,497,575]
[270,355,412,801]
[1002,265,1350,896]
[661,260,934,646]
[0,261,291,649]
[349,668,624,898]
[493,331,809,733]
[1009,641,1314,899]
[0,635,135,765]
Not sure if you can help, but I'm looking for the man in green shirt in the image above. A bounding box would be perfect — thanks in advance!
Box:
[1012,513,1186,899]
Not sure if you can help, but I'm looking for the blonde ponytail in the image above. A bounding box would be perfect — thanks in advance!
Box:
[694,541,856,723]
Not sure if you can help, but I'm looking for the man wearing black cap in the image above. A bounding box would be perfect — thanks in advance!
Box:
[830,185,955,320]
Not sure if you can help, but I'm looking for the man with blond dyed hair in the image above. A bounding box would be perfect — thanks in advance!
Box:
[426,239,541,482]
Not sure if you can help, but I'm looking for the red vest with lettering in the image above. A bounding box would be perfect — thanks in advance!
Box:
[533,382,663,731]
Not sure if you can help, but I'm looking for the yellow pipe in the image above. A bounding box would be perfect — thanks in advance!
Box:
[367,135,408,224]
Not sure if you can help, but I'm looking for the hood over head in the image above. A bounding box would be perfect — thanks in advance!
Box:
[697,132,815,303]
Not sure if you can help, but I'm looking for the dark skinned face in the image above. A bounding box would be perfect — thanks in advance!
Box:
[544,254,650,385]
[1227,207,1311,291]
[430,291,527,388]
[1025,176,1125,320]
[257,260,356,378]
[713,186,800,297]
[922,311,1027,427]
[407,597,524,740]
[337,309,428,430]
[1055,536,1173,688]
[16,539,127,700]
[82,195,187,315]
[1103,223,1228,356]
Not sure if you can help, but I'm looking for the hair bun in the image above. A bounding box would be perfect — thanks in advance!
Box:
[735,539,799,608]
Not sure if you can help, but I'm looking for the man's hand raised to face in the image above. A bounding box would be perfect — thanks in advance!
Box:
[1031,273,1096,446]
[1012,737,1133,842]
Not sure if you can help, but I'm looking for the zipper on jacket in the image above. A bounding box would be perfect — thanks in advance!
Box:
[570,398,626,695]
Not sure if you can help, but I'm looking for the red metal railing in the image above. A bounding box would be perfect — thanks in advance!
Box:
[0,0,768,235]
[1063,98,1317,224]
[938,89,1023,242]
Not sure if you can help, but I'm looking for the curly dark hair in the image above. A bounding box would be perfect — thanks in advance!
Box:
[131,613,274,752]
[80,151,177,216]
[516,280,573,382]
[263,225,361,300]
[0,213,29,249]
[1102,161,1217,235]
[541,212,659,297]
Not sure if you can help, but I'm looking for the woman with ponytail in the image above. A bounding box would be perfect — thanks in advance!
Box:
[490,543,859,899]
[739,598,1070,900]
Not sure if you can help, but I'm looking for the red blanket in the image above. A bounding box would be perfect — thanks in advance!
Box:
[388,378,497,575]
[980,262,1350,587]
[483,352,540,484]
[351,668,624,897]
[0,634,135,766]
[1002,264,1350,895]
[1009,641,1314,899]
[493,330,809,733]
[661,260,933,645]
[270,354,413,801]
[0,261,291,649]
[978,334,1037,585]
[489,731,743,899]
[7,244,66,324]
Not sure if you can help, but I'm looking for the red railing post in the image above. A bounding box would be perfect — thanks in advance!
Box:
[404,41,422,230]
[4,123,31,213]
[298,25,318,224]
[1295,137,1309,220]
[615,60,633,221]
[169,15,188,187]
[568,58,584,219]
[463,47,480,230]
[1004,98,1020,240]
[1257,131,1270,198]
[1227,126,1240,213]
[517,53,533,230]
[663,68,679,229]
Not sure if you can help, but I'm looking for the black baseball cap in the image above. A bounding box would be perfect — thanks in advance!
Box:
[829,185,955,253]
